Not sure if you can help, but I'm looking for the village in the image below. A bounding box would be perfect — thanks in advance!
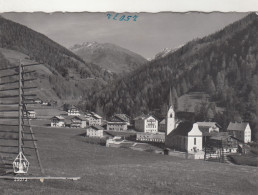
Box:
[27,89,254,164]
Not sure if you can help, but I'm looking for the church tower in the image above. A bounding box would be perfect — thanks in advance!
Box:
[166,88,176,135]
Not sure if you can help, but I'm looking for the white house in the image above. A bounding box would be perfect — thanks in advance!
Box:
[67,105,80,116]
[86,125,104,137]
[227,122,251,143]
[165,122,203,152]
[134,114,158,133]
[51,116,65,127]
[85,112,102,126]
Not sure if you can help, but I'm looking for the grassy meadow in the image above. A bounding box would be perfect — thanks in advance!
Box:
[0,123,257,194]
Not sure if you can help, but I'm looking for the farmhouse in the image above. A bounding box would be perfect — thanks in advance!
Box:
[207,132,239,154]
[86,125,104,137]
[70,116,87,128]
[134,114,158,133]
[24,110,36,119]
[67,105,80,116]
[51,116,65,127]
[227,122,251,143]
[136,132,165,143]
[85,112,102,126]
[113,114,131,125]
[107,114,129,131]
[165,122,203,152]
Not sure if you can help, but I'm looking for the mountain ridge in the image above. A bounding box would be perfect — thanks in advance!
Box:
[70,41,147,74]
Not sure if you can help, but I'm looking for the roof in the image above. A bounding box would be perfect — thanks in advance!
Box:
[51,116,65,120]
[114,114,130,121]
[110,115,128,122]
[134,114,157,121]
[209,132,230,141]
[107,122,127,125]
[159,119,166,125]
[71,116,87,121]
[197,122,221,128]
[84,112,102,119]
[27,110,35,113]
[87,125,104,130]
[227,122,249,131]
[68,105,78,110]
[167,121,193,137]
[91,112,102,119]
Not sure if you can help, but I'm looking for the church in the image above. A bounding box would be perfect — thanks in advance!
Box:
[165,88,203,152]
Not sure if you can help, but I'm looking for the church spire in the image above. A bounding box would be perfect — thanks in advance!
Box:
[169,87,174,109]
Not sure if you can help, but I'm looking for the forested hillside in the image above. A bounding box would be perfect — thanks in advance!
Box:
[0,16,113,100]
[85,13,258,140]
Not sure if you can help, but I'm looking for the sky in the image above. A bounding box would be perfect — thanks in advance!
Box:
[1,12,248,59]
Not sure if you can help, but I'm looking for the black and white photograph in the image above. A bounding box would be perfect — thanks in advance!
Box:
[0,1,257,194]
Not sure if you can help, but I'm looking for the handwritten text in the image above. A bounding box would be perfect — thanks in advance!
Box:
[107,13,138,22]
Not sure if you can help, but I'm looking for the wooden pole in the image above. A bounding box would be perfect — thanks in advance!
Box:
[18,60,22,154]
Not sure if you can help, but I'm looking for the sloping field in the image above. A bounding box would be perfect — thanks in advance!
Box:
[0,125,257,194]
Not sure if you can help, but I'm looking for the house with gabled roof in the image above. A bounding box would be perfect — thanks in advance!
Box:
[227,122,251,143]
[85,112,102,126]
[70,116,87,128]
[113,114,131,125]
[107,114,128,131]
[67,105,80,116]
[51,116,65,127]
[134,114,158,133]
[86,125,104,137]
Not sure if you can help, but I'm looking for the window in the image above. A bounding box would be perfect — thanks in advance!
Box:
[194,138,196,145]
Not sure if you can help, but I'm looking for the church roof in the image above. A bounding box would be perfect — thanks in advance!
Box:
[167,121,193,137]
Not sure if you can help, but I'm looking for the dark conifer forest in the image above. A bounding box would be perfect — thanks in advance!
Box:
[83,13,258,140]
